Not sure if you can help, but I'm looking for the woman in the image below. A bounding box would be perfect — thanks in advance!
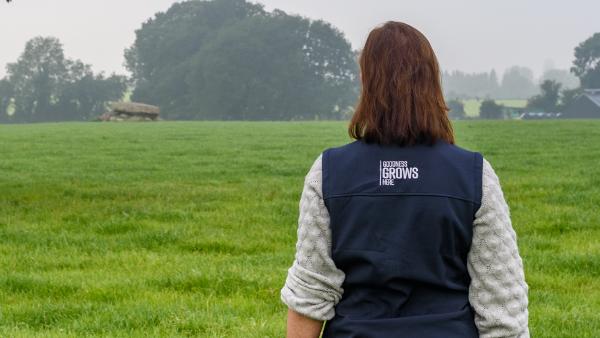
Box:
[281,22,529,338]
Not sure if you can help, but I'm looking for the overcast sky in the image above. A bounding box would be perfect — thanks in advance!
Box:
[1,0,598,79]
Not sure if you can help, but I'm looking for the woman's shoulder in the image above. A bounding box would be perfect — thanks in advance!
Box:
[308,153,323,176]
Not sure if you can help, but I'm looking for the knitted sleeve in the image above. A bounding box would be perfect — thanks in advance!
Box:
[280,153,345,321]
[467,158,530,337]
[280,155,530,335]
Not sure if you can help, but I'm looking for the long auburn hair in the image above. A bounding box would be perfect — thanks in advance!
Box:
[349,21,454,146]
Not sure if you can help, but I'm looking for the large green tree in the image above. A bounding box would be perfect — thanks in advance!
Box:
[572,33,600,89]
[2,37,126,123]
[126,0,359,120]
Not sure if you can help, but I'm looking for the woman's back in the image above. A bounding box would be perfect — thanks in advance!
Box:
[280,21,529,338]
[321,140,481,337]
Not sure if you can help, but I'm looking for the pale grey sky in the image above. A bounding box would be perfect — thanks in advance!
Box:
[1,0,598,79]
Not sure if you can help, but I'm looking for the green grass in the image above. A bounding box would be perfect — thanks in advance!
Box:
[464,99,527,117]
[1,121,599,337]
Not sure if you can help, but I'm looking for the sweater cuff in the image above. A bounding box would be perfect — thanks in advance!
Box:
[280,263,343,321]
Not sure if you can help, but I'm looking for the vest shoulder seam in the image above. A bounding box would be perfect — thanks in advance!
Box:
[324,192,481,205]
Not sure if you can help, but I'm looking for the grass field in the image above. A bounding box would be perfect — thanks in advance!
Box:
[1,121,599,337]
[464,99,527,117]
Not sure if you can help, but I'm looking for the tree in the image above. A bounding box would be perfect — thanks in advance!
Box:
[498,66,538,99]
[6,37,68,122]
[572,33,600,89]
[442,70,499,99]
[54,60,127,121]
[526,80,562,112]
[559,87,583,111]
[3,37,126,122]
[0,78,13,121]
[489,69,499,93]
[446,99,466,119]
[126,0,358,120]
[479,99,504,119]
[541,68,579,90]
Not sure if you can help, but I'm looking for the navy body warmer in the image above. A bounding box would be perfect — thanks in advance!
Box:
[321,140,483,338]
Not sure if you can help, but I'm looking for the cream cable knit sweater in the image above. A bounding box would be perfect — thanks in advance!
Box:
[281,153,530,338]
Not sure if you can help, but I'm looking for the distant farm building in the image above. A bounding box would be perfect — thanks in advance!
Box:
[562,89,600,118]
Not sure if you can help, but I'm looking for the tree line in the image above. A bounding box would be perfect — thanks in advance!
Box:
[0,0,358,123]
[124,0,358,120]
[446,81,584,120]
[442,66,579,100]
[438,32,600,120]
[2,0,600,122]
[0,37,126,123]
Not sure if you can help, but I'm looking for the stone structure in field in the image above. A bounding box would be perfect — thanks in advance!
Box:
[98,102,160,122]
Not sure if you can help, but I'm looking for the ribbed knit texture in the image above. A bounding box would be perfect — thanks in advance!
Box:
[281,153,530,337]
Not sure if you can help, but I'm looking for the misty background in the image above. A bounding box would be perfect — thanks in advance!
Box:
[1,0,599,122]
[2,0,597,78]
